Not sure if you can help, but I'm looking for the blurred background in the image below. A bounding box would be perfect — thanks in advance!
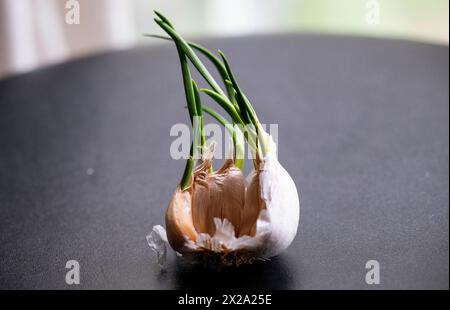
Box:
[0,0,448,79]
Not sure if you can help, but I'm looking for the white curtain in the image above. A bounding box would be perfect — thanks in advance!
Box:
[0,0,137,79]
[0,0,286,79]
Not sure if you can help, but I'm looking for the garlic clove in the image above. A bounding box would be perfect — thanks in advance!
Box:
[252,136,300,257]
[240,167,265,237]
[165,186,197,252]
[192,158,244,237]
[211,159,245,236]
[190,161,211,235]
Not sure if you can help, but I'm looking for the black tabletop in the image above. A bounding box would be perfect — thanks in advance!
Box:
[0,35,448,289]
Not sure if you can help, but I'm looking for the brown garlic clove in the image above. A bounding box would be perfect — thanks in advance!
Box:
[240,160,266,237]
[192,159,244,237]
[165,158,247,252]
[165,187,197,252]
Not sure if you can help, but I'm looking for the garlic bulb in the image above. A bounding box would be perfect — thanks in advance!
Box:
[147,11,300,268]
[148,136,300,266]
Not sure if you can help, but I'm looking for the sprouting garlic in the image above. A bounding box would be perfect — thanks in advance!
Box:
[148,136,300,267]
[146,11,301,268]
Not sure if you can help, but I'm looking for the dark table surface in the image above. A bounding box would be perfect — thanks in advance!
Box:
[0,35,448,289]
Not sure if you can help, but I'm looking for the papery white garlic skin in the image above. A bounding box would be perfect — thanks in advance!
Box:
[146,225,168,268]
[253,136,300,258]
